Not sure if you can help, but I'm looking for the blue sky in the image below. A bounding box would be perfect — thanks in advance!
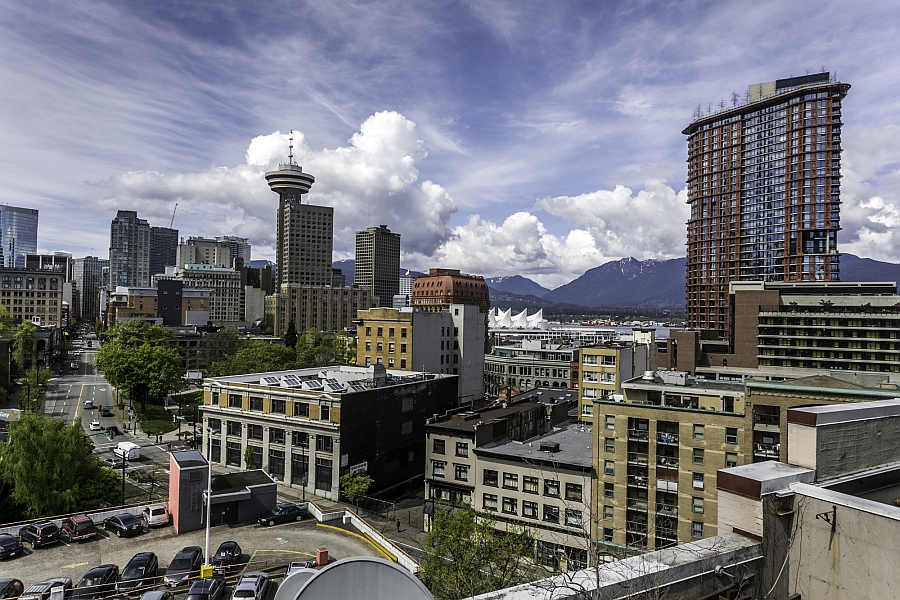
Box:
[2,0,900,287]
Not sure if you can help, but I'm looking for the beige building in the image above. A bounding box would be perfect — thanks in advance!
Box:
[177,264,242,324]
[578,335,657,421]
[484,340,578,398]
[104,285,210,327]
[0,268,65,327]
[593,370,900,553]
[266,285,377,336]
[176,237,233,269]
[354,225,400,308]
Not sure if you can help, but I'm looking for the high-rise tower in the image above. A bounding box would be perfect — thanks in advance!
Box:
[682,73,849,340]
[0,205,38,269]
[109,210,151,287]
[355,225,400,307]
[149,226,178,277]
[265,136,332,289]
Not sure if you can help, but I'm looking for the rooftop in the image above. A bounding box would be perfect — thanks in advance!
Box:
[788,398,900,426]
[211,470,276,495]
[717,461,815,498]
[428,401,544,434]
[207,365,452,394]
[623,371,745,394]
[476,425,593,468]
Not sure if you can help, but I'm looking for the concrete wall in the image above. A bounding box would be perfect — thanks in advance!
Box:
[717,489,763,538]
[786,423,818,471]
[815,417,900,479]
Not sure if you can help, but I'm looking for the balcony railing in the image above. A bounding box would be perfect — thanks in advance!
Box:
[628,452,649,466]
[655,502,678,518]
[656,456,679,469]
[626,498,648,512]
[627,475,649,489]
[754,413,780,426]
[657,432,678,444]
[754,443,780,458]
[657,479,678,493]
[627,429,650,441]
[626,520,648,534]
[655,527,678,541]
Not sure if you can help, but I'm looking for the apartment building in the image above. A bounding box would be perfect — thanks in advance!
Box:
[104,282,210,327]
[484,340,578,398]
[354,225,400,308]
[202,365,457,500]
[356,304,485,402]
[0,267,65,327]
[593,370,900,552]
[265,284,377,336]
[177,263,242,324]
[109,210,151,287]
[578,334,657,421]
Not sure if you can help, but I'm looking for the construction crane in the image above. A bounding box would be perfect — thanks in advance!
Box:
[170,203,178,229]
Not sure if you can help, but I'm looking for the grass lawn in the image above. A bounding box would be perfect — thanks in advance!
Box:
[138,390,203,435]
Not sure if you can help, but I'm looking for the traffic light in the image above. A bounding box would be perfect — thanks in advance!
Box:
[172,414,177,423]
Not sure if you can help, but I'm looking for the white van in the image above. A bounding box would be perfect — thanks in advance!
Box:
[113,441,140,460]
[142,503,169,528]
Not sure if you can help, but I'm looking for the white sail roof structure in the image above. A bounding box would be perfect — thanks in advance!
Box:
[489,307,548,329]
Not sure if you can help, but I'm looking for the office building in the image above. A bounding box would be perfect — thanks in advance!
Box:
[0,205,38,269]
[411,268,490,313]
[0,267,65,327]
[484,340,578,398]
[683,73,850,339]
[399,271,416,296]
[355,225,400,308]
[356,304,486,401]
[202,365,458,501]
[109,210,151,287]
[25,252,73,280]
[104,282,210,327]
[266,285,377,336]
[177,263,242,324]
[73,256,108,322]
[149,226,178,278]
[215,235,251,267]
[176,237,232,269]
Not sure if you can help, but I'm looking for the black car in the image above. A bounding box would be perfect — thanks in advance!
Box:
[100,408,113,417]
[103,514,142,538]
[20,579,72,600]
[72,565,120,600]
[257,503,306,526]
[19,522,61,549]
[0,534,23,560]
[105,426,121,437]
[162,547,203,588]
[184,578,226,600]
[211,541,242,575]
[0,579,24,600]
[117,552,159,594]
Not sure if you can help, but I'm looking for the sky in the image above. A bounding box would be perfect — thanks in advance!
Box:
[2,0,900,289]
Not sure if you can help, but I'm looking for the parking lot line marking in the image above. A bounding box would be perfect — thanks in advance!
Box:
[315,523,396,562]
[61,561,89,569]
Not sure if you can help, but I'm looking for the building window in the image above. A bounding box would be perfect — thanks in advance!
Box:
[208,418,221,433]
[365,341,371,351]
[250,396,263,411]
[400,359,407,369]
[455,464,469,481]
[225,442,241,466]
[604,460,615,476]
[483,469,498,487]
[725,452,738,468]
[269,428,285,444]
[581,404,594,417]
[603,505,614,521]
[432,461,445,478]
[544,480,560,497]
[456,442,468,457]
[566,482,583,501]
[605,415,615,430]
[377,342,383,352]
[228,394,242,408]
[292,431,309,448]
[401,328,407,338]
[522,501,538,518]
[319,404,331,421]
[389,327,395,338]
[291,454,308,485]
[315,458,333,491]
[502,497,517,514]
[316,435,334,453]
[365,327,371,336]
[294,402,309,418]
[603,528,614,542]
[693,448,705,465]
[272,399,286,414]
[565,509,582,527]
[692,521,704,538]
[226,421,241,436]
[693,473,704,490]
[248,425,263,440]
[523,476,539,494]
[604,438,615,453]
[246,445,262,469]
[433,438,445,454]
[725,427,738,445]
[693,424,705,441]
[377,327,383,337]
[503,473,518,490]
[269,450,285,479]
[483,494,498,511]
[603,482,614,499]
[543,505,560,524]
[210,439,221,463]
[388,342,395,353]
[692,497,704,514]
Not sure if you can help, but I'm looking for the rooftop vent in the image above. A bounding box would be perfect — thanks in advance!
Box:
[642,371,655,381]
[540,441,560,453]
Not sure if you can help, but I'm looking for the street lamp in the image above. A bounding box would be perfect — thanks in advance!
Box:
[202,426,213,578]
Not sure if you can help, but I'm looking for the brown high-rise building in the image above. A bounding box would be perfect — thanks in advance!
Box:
[355,225,400,307]
[682,73,849,340]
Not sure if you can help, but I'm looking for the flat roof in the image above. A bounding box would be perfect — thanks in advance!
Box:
[508,388,576,404]
[623,374,744,394]
[206,365,452,393]
[718,461,815,498]
[172,450,207,468]
[788,398,900,426]
[211,470,275,495]
[476,425,593,468]
[429,401,544,434]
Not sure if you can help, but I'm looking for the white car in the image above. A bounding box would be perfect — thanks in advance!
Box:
[83,400,94,409]
[89,420,102,431]
[142,504,170,528]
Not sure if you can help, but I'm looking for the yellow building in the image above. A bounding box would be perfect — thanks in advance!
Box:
[578,338,656,421]
[266,285,377,336]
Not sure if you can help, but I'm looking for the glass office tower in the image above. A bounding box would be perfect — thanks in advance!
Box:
[0,205,38,269]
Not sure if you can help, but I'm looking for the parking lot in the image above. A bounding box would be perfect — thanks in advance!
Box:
[1,517,384,591]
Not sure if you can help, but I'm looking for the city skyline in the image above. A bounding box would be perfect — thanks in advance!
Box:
[3,2,900,287]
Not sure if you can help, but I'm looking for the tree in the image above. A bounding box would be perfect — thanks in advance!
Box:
[244,445,256,470]
[20,367,54,412]
[296,329,354,368]
[340,473,373,509]
[419,504,534,600]
[13,322,37,371]
[283,321,298,349]
[208,341,297,376]
[95,338,184,412]
[197,328,245,369]
[0,413,118,517]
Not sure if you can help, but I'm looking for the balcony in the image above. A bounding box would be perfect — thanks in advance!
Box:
[628,429,650,441]
[626,498,648,512]
[655,502,678,518]
[656,456,679,469]
[655,527,678,542]
[754,443,780,459]
[657,432,679,445]
[657,479,678,493]
[627,475,649,489]
[627,452,649,466]
[626,520,648,535]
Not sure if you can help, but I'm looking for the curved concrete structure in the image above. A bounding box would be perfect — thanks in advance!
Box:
[265,163,315,194]
[293,557,434,600]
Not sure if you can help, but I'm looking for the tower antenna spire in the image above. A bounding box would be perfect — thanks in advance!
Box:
[288,130,294,166]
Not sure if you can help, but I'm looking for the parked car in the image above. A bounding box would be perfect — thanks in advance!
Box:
[103,457,125,470]
[257,503,306,526]
[137,592,173,600]
[284,561,316,577]
[229,573,268,600]
[211,541,242,576]
[0,579,24,600]
[184,578,226,600]
[142,504,169,528]
[62,514,97,542]
[89,421,102,431]
[0,534,23,560]
[72,565,119,600]
[19,521,61,549]
[19,579,72,600]
[116,552,158,594]
[162,547,203,588]
[103,514,142,538]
